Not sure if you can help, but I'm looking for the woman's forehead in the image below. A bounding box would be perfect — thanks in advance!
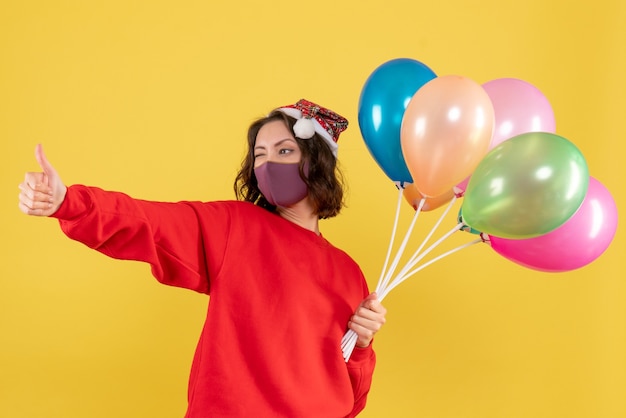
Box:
[255,120,296,146]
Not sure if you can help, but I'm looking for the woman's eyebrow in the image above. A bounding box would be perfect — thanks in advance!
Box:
[274,138,296,146]
[254,138,295,151]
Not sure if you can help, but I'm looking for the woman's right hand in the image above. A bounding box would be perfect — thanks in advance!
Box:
[18,144,67,217]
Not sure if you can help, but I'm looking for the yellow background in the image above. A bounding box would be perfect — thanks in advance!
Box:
[1,1,624,417]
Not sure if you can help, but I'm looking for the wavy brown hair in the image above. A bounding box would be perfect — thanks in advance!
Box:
[234,110,346,219]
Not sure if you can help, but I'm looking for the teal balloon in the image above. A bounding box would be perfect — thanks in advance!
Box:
[457,208,481,234]
[358,58,437,183]
[461,132,589,239]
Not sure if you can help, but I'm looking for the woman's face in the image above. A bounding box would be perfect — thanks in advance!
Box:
[253,120,302,168]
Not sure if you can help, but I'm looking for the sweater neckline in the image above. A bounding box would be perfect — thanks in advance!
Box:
[271,211,330,247]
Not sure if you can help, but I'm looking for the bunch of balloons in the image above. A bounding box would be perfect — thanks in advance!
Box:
[342,57,618,362]
[358,58,618,274]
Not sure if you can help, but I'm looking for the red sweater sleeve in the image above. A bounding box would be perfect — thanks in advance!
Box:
[51,185,222,294]
[346,342,376,417]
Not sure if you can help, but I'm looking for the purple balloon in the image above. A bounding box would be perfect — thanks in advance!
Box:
[489,177,618,272]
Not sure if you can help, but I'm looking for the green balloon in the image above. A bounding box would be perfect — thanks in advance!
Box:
[461,132,589,239]
[458,207,481,235]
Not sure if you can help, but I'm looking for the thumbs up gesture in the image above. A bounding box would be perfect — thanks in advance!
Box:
[18,144,67,216]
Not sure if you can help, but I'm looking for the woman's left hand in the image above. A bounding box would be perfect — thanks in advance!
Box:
[349,292,387,348]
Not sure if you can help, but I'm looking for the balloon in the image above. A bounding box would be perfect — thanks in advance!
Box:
[402,183,454,212]
[457,208,481,234]
[489,177,618,272]
[462,132,589,239]
[482,78,556,149]
[358,58,437,183]
[454,78,556,196]
[454,176,470,197]
[400,75,494,197]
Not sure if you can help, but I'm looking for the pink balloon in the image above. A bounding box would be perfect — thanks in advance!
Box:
[482,78,556,149]
[489,177,618,272]
[455,78,556,196]
[453,176,470,196]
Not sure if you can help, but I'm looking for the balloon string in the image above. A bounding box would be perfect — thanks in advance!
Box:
[380,237,482,299]
[342,330,358,362]
[341,329,356,348]
[344,226,478,361]
[376,197,426,296]
[379,193,457,300]
[345,189,461,361]
[379,222,465,300]
[404,194,458,271]
[398,221,464,284]
[375,185,407,294]
[345,185,408,363]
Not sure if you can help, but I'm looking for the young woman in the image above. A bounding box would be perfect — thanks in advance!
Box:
[18,99,387,417]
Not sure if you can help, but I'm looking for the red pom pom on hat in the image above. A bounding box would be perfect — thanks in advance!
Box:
[276,99,348,156]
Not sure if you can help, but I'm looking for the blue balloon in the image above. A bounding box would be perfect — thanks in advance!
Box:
[358,58,437,183]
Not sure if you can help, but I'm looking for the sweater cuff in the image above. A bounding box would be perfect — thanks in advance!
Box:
[348,343,375,365]
[50,185,92,221]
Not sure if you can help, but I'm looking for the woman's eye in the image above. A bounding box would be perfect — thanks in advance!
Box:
[279,148,293,155]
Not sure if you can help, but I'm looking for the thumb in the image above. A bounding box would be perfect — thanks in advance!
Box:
[360,292,380,311]
[34,144,57,178]
[365,292,379,302]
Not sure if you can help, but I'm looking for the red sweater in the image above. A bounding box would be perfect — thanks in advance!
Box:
[52,185,376,417]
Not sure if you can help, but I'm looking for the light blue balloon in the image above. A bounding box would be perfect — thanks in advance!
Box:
[358,58,437,183]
